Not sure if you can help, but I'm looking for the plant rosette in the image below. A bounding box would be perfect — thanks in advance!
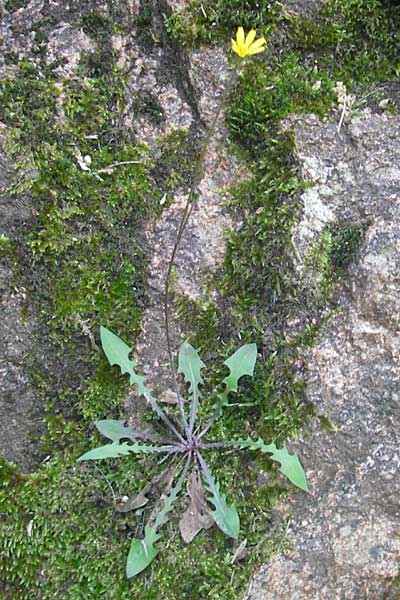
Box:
[78,327,308,578]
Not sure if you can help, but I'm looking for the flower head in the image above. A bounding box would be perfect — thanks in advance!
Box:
[231,27,266,59]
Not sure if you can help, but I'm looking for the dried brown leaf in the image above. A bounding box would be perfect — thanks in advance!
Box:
[115,491,149,513]
[179,469,213,543]
[115,467,175,514]
[159,389,179,405]
[231,539,247,563]
[147,466,177,526]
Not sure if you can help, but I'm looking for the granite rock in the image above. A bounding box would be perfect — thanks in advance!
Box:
[245,111,400,600]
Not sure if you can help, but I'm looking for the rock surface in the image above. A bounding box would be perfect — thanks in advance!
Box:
[245,112,400,599]
[131,46,240,394]
[0,136,42,471]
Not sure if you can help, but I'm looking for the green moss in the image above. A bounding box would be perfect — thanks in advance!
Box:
[0,234,13,257]
[176,295,220,356]
[4,0,25,12]
[221,130,303,310]
[0,56,154,444]
[0,61,59,148]
[326,223,366,273]
[286,15,340,51]
[226,55,334,151]
[165,0,282,47]
[303,222,367,299]
[0,445,286,598]
[286,0,400,83]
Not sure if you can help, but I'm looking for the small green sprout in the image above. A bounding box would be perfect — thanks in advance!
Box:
[78,326,307,578]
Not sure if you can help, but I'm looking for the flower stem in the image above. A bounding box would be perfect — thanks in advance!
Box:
[163,64,238,432]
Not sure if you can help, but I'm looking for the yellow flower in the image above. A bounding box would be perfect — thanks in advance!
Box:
[231,27,266,59]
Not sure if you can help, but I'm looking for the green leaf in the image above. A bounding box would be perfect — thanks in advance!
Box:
[100,326,148,395]
[126,463,187,578]
[178,342,205,397]
[77,441,174,461]
[223,343,257,395]
[94,419,137,442]
[94,420,165,444]
[178,342,205,432]
[126,527,159,579]
[236,437,308,491]
[100,327,183,441]
[198,453,239,539]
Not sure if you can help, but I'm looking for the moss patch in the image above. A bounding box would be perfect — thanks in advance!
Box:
[0,55,161,438]
[286,0,400,83]
[165,0,282,48]
[1,448,289,599]
[4,0,25,12]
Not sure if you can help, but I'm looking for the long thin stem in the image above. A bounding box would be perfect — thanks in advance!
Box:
[163,66,238,434]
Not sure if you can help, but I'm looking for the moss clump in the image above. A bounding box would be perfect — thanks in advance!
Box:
[165,0,282,47]
[222,59,320,313]
[287,0,400,83]
[0,61,59,148]
[0,55,156,452]
[0,234,15,259]
[325,222,366,274]
[304,222,367,297]
[176,295,220,356]
[227,54,334,151]
[221,130,303,310]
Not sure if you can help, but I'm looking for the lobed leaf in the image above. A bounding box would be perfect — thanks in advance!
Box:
[235,437,308,491]
[100,326,149,396]
[94,419,137,442]
[223,343,257,396]
[100,327,185,442]
[126,461,188,578]
[77,441,176,461]
[178,342,205,433]
[201,344,258,435]
[198,452,240,539]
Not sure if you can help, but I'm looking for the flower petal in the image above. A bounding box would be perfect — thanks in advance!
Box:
[236,26,245,46]
[244,29,257,48]
[246,45,266,56]
[249,37,266,52]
